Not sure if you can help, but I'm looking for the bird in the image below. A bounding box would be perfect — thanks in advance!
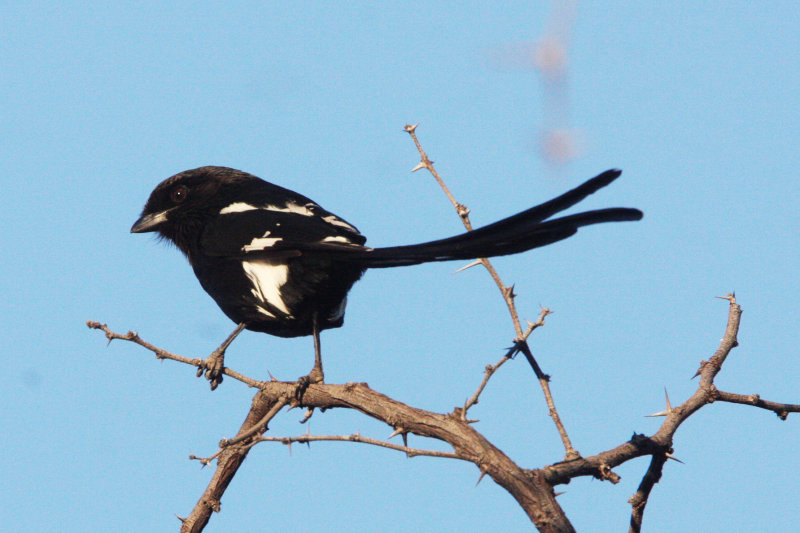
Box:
[131,165,642,389]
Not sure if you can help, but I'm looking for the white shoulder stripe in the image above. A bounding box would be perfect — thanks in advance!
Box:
[220,200,359,234]
[220,202,259,214]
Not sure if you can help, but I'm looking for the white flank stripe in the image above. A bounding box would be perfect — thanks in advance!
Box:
[220,202,259,214]
[242,260,291,315]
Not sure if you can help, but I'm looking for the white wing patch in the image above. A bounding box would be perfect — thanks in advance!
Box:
[220,202,258,214]
[321,235,359,244]
[322,214,358,232]
[268,202,315,216]
[242,231,283,252]
[242,260,291,317]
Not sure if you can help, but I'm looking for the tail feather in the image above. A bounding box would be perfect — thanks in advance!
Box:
[333,169,642,268]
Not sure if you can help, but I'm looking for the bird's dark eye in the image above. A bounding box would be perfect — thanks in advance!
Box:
[171,185,188,203]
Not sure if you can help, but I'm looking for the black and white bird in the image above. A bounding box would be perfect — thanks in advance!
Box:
[131,166,642,388]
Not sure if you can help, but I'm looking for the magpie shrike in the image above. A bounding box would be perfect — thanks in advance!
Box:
[132,166,642,388]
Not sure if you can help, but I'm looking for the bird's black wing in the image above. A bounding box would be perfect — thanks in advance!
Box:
[199,201,368,259]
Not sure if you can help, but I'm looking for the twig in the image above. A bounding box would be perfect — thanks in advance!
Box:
[257,432,462,460]
[627,453,668,533]
[714,391,800,420]
[181,390,288,533]
[463,347,516,414]
[404,125,577,459]
[463,307,552,414]
[86,321,265,389]
[546,296,746,491]
[404,123,523,336]
[517,340,578,460]
[219,396,291,448]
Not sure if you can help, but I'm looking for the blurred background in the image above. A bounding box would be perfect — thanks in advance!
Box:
[2,2,798,531]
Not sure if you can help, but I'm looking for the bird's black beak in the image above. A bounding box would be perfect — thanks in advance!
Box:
[131,211,168,233]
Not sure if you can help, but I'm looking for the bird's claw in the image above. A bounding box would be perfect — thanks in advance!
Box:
[294,366,323,401]
[198,350,225,390]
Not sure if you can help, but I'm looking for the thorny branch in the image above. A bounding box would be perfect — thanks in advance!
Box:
[257,433,461,460]
[85,321,265,389]
[90,292,799,533]
[404,123,578,460]
[463,307,551,413]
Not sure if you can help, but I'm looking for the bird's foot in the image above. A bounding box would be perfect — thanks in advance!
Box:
[294,364,324,401]
[197,349,225,390]
[197,323,246,391]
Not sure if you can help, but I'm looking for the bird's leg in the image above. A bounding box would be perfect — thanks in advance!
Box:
[308,312,324,383]
[295,313,324,400]
[199,322,246,390]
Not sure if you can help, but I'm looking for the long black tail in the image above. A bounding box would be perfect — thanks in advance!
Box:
[340,169,642,268]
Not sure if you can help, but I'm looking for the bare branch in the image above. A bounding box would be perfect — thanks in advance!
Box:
[90,291,795,533]
[181,393,289,533]
[403,123,522,336]
[463,348,515,414]
[628,453,668,533]
[257,432,461,460]
[250,380,574,532]
[86,321,265,389]
[404,126,577,460]
[715,390,800,420]
[464,308,552,415]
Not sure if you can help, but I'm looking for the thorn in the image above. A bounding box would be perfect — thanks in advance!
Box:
[465,418,480,424]
[476,468,487,486]
[665,453,684,464]
[504,284,517,299]
[268,371,277,381]
[411,162,426,172]
[388,427,405,440]
[454,260,482,273]
[401,432,408,449]
[287,442,292,455]
[554,491,565,497]
[176,514,187,523]
[647,387,673,417]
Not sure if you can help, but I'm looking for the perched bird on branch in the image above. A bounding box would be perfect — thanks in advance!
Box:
[132,166,642,388]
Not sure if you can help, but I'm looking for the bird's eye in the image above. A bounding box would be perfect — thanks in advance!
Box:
[171,185,188,203]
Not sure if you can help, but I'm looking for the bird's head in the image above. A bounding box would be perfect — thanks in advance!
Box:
[131,166,257,255]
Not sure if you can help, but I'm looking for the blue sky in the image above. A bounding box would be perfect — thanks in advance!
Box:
[2,2,798,531]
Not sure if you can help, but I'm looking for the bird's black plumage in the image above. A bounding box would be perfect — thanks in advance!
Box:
[132,166,642,384]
